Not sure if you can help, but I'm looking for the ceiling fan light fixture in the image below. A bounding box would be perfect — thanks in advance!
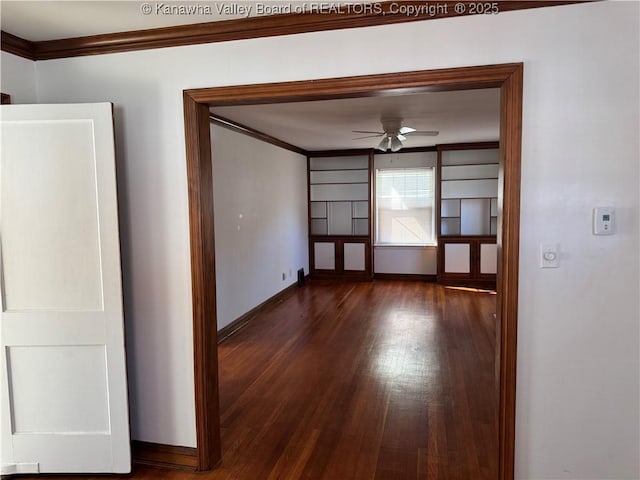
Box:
[354,120,438,151]
[376,136,389,152]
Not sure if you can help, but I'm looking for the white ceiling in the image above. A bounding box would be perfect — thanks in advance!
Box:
[0,1,256,41]
[210,88,500,151]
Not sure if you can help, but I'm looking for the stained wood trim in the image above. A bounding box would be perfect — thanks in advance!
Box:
[0,2,585,61]
[307,156,314,273]
[217,280,305,344]
[310,234,370,241]
[307,148,374,157]
[441,176,499,181]
[1,93,11,104]
[439,235,496,242]
[437,141,500,151]
[314,146,437,157]
[186,64,519,105]
[381,145,438,153]
[436,148,443,243]
[183,93,221,471]
[307,181,368,185]
[209,113,307,155]
[308,146,470,158]
[497,63,523,480]
[0,31,36,60]
[184,63,522,478]
[368,151,375,275]
[442,163,500,167]
[310,272,372,282]
[439,278,497,289]
[373,273,437,282]
[132,441,198,471]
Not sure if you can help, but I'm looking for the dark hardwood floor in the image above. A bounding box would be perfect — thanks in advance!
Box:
[24,280,497,480]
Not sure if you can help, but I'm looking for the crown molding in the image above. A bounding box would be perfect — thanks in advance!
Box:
[209,113,308,155]
[1,31,36,60]
[1,1,588,61]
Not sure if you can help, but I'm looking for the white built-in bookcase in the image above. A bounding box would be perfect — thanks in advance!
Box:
[308,154,371,277]
[438,146,499,286]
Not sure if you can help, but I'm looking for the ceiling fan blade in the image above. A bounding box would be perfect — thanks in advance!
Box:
[399,126,416,134]
[405,131,439,136]
[396,134,407,141]
[353,134,384,140]
[352,130,385,135]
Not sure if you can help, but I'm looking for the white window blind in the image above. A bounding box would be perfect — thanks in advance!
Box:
[375,167,435,245]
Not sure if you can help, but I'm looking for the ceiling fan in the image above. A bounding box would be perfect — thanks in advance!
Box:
[353,118,439,152]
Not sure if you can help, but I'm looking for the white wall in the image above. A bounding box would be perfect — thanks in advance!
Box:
[0,52,36,103]
[374,152,438,275]
[16,2,637,476]
[210,125,308,330]
[374,246,437,275]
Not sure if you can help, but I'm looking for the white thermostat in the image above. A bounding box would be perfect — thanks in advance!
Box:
[593,207,615,235]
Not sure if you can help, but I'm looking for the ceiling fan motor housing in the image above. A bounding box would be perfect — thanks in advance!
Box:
[356,117,437,152]
[381,117,403,136]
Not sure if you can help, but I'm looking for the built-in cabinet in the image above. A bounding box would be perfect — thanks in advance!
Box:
[307,145,499,285]
[437,145,499,287]
[308,154,372,278]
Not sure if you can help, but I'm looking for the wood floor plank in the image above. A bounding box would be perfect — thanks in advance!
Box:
[19,280,497,480]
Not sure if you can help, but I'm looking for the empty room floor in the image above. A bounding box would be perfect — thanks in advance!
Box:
[26,280,497,480]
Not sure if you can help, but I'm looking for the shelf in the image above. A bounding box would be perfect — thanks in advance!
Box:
[437,148,499,285]
[309,159,370,238]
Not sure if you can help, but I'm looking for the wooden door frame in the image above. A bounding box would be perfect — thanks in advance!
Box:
[183,62,523,479]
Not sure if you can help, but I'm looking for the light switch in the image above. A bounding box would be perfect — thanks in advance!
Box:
[540,243,559,268]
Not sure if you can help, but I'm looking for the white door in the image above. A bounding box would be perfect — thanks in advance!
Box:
[0,103,130,474]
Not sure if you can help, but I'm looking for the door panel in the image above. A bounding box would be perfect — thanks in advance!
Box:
[444,243,471,273]
[343,242,366,271]
[1,103,130,474]
[2,120,103,311]
[313,241,336,270]
[7,345,110,434]
[480,243,498,274]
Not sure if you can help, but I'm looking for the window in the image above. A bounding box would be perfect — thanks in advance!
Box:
[375,167,435,245]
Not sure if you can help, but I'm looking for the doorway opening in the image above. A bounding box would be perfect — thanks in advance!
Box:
[183,63,522,480]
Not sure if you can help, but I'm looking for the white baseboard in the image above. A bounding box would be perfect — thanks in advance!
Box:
[1,462,39,475]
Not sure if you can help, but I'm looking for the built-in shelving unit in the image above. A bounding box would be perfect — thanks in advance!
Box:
[437,144,499,287]
[309,155,369,236]
[308,154,372,278]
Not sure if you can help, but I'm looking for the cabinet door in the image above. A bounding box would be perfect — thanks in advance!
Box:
[438,237,497,287]
[480,243,498,275]
[444,243,472,274]
[313,241,337,271]
[311,239,370,277]
[343,242,367,272]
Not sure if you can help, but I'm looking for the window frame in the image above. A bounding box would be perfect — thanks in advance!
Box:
[374,166,437,247]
